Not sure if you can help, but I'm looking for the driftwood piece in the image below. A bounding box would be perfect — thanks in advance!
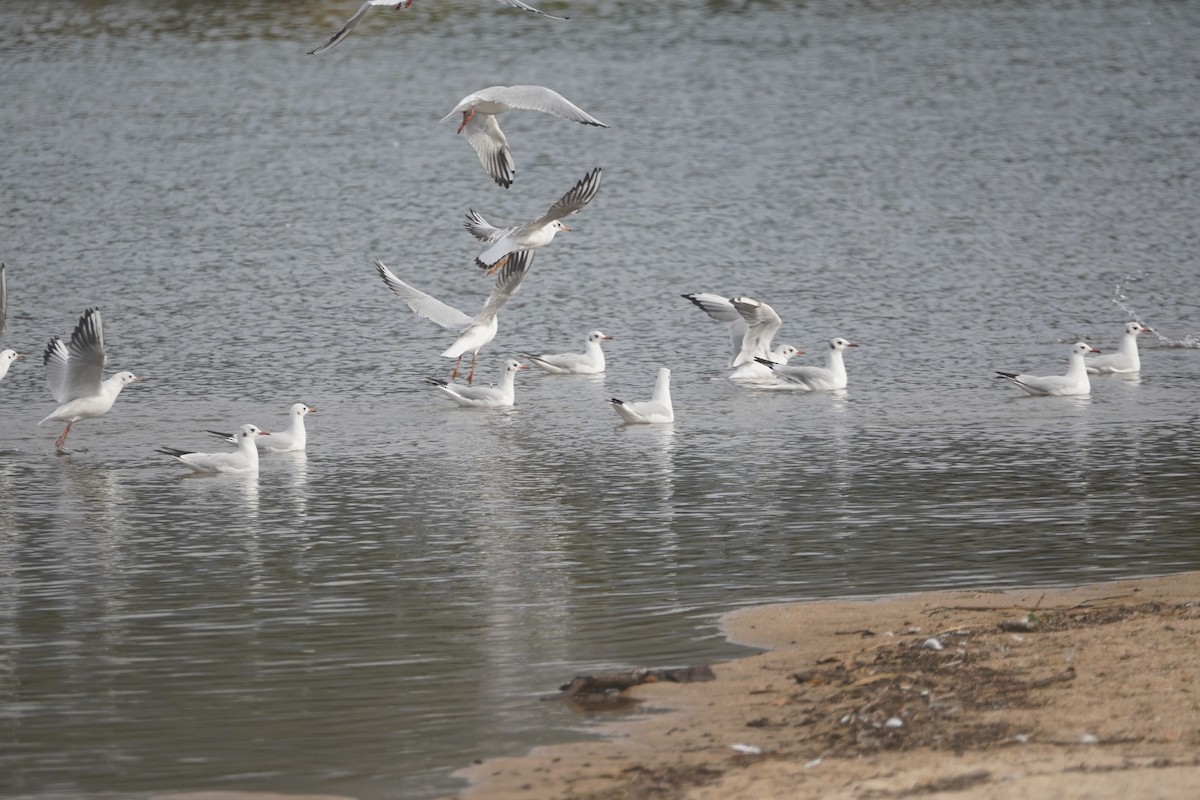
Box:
[556,666,716,709]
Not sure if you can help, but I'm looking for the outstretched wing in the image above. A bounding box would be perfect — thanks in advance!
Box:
[533,166,603,226]
[730,297,782,366]
[475,250,534,323]
[493,0,568,21]
[462,115,516,188]
[463,210,512,243]
[375,259,474,331]
[484,85,607,126]
[309,0,392,55]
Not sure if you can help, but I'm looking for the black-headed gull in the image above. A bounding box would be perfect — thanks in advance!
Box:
[610,367,674,424]
[207,403,315,452]
[1086,322,1151,374]
[681,293,802,371]
[996,341,1099,396]
[0,264,24,383]
[756,337,859,391]
[521,330,612,374]
[426,358,527,407]
[375,250,532,383]
[465,167,602,273]
[159,424,268,474]
[309,0,565,55]
[443,86,608,188]
[39,308,142,451]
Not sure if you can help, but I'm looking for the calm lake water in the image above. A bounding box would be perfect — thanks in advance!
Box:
[2,1,1199,798]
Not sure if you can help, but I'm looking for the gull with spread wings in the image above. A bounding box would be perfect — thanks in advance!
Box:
[465,166,602,273]
[375,250,533,384]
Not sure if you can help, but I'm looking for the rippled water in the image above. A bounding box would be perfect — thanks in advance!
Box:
[2,1,1199,798]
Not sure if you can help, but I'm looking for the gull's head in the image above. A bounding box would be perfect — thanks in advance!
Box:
[551,220,571,233]
[239,424,269,440]
[115,371,142,385]
[830,338,858,351]
[291,403,315,417]
[777,345,804,360]
[1128,322,1151,335]
[506,359,529,375]
[1,349,23,364]
[1073,341,1100,355]
[588,331,612,343]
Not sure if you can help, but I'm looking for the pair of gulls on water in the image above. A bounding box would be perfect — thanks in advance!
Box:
[683,293,859,390]
[158,403,316,474]
[996,323,1152,396]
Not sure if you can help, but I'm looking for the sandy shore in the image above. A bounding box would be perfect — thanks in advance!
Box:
[450,572,1200,799]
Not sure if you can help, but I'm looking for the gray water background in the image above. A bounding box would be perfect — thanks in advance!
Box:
[1,0,1199,797]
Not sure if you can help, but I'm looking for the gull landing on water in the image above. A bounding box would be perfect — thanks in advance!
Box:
[1087,322,1151,374]
[207,404,315,453]
[375,251,533,384]
[521,330,612,374]
[443,86,608,188]
[996,341,1099,396]
[308,0,566,55]
[681,293,802,375]
[465,167,602,273]
[426,359,528,408]
[610,367,674,424]
[39,307,143,453]
[159,424,268,474]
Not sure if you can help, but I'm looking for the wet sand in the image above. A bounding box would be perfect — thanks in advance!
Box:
[451,572,1200,799]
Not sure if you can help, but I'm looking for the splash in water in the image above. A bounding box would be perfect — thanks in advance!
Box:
[1111,271,1200,348]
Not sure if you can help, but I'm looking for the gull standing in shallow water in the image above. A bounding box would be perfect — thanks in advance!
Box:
[756,337,859,391]
[465,167,602,273]
[1087,322,1151,374]
[610,367,674,424]
[376,251,532,384]
[1,263,25,383]
[443,86,608,188]
[39,307,142,452]
[207,404,315,452]
[426,359,528,408]
[996,341,1099,396]
[308,0,565,55]
[159,424,268,474]
[521,330,612,374]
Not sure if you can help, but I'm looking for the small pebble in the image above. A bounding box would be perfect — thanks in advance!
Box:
[884,716,904,728]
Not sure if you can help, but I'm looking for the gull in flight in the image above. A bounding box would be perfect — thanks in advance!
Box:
[208,404,315,452]
[756,337,859,391]
[521,330,612,374]
[996,341,1099,396]
[39,307,142,452]
[159,424,268,474]
[426,358,528,408]
[375,250,533,384]
[1086,322,1151,374]
[1,264,25,383]
[443,85,608,188]
[465,167,602,273]
[610,367,674,424]
[309,0,566,55]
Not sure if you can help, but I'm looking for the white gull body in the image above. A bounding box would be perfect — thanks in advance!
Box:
[1086,322,1151,374]
[426,359,528,408]
[208,403,315,452]
[443,85,608,188]
[996,341,1099,396]
[465,167,602,271]
[160,424,267,474]
[39,307,142,450]
[757,337,859,391]
[521,330,612,374]
[376,251,532,383]
[610,367,674,424]
[681,292,801,374]
[0,264,24,382]
[309,0,565,55]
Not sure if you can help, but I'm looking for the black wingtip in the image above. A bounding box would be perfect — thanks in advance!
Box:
[754,357,777,368]
[156,447,191,458]
[205,430,233,439]
[610,398,624,406]
[995,371,1018,379]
